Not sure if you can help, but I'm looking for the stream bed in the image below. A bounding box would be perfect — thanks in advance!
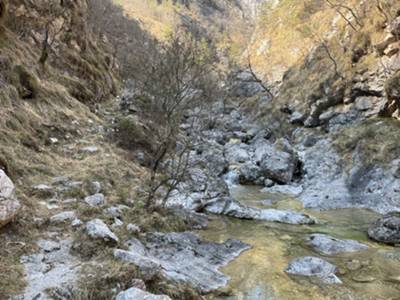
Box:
[200,185,400,300]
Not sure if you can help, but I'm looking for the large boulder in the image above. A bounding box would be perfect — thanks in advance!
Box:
[116,287,171,300]
[0,170,21,228]
[368,213,400,245]
[258,143,298,184]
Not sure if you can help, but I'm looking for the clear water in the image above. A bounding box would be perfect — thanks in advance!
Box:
[201,185,400,300]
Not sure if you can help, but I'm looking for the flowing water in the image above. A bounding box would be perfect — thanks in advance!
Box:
[201,185,400,300]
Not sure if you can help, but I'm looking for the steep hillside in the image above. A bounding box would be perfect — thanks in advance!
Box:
[241,0,400,129]
[1,1,400,299]
[113,0,262,61]
[0,0,119,178]
[0,1,143,298]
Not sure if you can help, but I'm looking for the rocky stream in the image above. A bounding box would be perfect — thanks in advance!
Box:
[3,82,400,299]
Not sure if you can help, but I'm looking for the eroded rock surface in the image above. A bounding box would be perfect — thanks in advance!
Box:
[285,256,342,284]
[114,232,250,293]
[116,287,171,300]
[16,238,80,300]
[306,234,369,255]
[205,197,315,225]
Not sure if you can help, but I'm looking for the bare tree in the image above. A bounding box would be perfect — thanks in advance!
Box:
[247,56,274,99]
[87,0,148,74]
[325,0,362,31]
[303,26,344,80]
[38,17,66,65]
[128,31,218,209]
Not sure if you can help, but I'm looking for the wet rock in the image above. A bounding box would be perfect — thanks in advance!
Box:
[262,184,303,197]
[306,234,368,255]
[116,232,250,293]
[84,193,105,207]
[50,211,76,224]
[116,287,171,300]
[368,213,400,245]
[206,198,315,225]
[86,219,119,243]
[285,256,342,284]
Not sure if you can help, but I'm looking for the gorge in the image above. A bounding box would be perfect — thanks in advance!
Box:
[1,0,400,299]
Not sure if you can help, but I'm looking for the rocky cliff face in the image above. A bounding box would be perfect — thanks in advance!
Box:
[248,0,400,121]
[237,0,400,215]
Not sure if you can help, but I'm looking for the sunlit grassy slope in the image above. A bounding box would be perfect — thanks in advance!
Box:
[249,0,400,82]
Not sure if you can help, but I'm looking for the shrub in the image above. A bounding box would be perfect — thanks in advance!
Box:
[11,65,40,99]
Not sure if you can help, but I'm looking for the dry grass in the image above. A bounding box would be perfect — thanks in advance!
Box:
[332,118,400,169]
[73,258,140,300]
[249,0,400,82]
